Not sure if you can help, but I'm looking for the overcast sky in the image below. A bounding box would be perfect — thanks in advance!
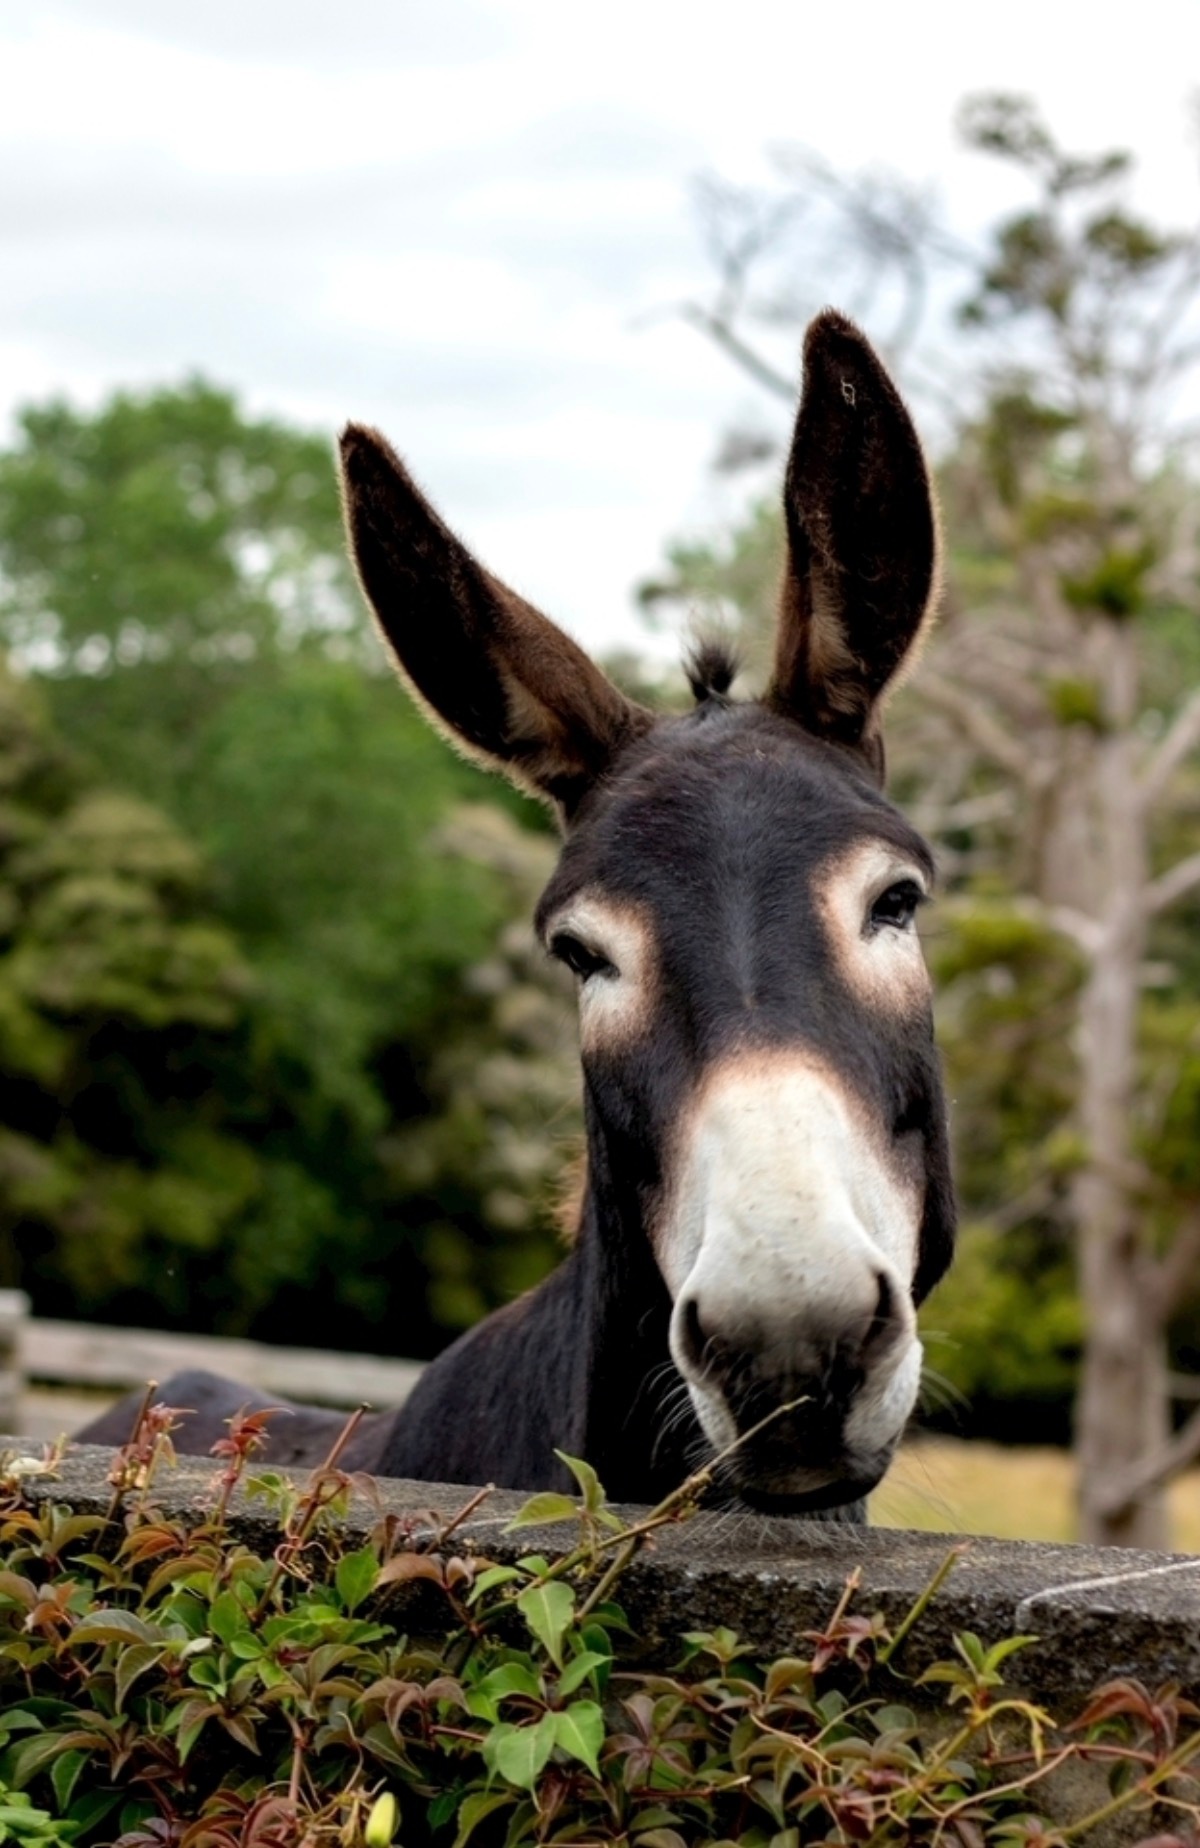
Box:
[3,0,1198,656]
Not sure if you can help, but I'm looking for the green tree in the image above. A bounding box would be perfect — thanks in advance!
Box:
[0,662,259,1319]
[0,381,568,1357]
[0,380,354,807]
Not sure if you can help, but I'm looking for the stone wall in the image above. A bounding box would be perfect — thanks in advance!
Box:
[15,1435,1200,1706]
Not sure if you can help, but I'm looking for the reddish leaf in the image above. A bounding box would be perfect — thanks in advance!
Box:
[375,1553,445,1588]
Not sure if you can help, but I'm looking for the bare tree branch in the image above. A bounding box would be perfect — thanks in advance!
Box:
[1009,896,1105,956]
[1153,1211,1200,1321]
[1141,686,1200,807]
[916,671,1038,784]
[677,304,796,401]
[1097,1393,1200,1520]
[1146,850,1200,918]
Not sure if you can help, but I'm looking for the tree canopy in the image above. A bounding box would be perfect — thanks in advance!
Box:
[0,381,572,1357]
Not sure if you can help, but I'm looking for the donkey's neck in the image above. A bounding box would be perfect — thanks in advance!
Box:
[568,1173,703,1506]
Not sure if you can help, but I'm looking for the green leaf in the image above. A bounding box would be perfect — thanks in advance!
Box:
[229,1634,265,1661]
[487,1712,558,1789]
[0,1714,46,1736]
[69,1609,164,1647]
[49,1747,89,1812]
[5,1731,82,1789]
[955,1632,987,1671]
[681,1625,742,1664]
[501,1798,538,1848]
[552,1700,604,1776]
[427,1788,459,1831]
[117,1799,158,1838]
[516,1581,575,1669]
[465,1660,544,1719]
[556,1650,609,1697]
[335,1546,380,1615]
[114,1643,165,1713]
[872,1704,918,1736]
[505,1493,579,1531]
[207,1590,247,1645]
[918,1662,971,1687]
[0,1800,67,1847]
[452,1790,515,1848]
[581,1601,632,1641]
[0,1574,36,1612]
[554,1451,605,1513]
[467,1565,525,1604]
[763,1656,812,1701]
[188,1655,225,1691]
[65,1789,123,1834]
[982,1633,1039,1670]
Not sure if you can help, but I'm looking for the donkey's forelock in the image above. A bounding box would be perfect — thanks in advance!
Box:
[683,638,740,707]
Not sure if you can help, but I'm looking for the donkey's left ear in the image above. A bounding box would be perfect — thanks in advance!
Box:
[767,310,939,778]
[339,424,652,819]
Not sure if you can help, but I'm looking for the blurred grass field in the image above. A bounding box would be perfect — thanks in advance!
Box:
[876,1436,1200,1552]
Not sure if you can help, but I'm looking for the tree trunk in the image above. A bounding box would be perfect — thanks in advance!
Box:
[1075,1177,1170,1548]
[1072,619,1170,1549]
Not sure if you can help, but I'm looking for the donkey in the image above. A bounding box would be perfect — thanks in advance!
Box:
[79,311,955,1519]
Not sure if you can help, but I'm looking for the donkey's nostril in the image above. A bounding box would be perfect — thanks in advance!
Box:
[680,1297,713,1373]
[862,1271,897,1358]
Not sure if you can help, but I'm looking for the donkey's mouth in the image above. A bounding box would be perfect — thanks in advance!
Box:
[736,1471,878,1517]
[718,1438,894,1516]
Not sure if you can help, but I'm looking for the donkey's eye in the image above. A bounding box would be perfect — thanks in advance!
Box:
[550,933,616,982]
[868,880,924,933]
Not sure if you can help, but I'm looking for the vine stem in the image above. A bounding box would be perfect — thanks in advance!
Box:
[1060,1727,1200,1841]
[287,1718,307,1808]
[568,1396,811,1619]
[253,1407,367,1620]
[103,1379,159,1526]
[817,1564,863,1638]
[433,1482,495,1550]
[929,1747,1076,1833]
[877,1544,966,1666]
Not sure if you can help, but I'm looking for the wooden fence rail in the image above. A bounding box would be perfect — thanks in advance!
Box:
[0,1290,423,1435]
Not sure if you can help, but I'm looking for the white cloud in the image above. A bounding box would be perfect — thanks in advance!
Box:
[1,0,1197,655]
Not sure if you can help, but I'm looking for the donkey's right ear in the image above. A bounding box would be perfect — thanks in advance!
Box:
[339,426,651,818]
[767,312,939,778]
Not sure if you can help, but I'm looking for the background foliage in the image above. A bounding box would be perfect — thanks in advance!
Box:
[0,386,569,1360]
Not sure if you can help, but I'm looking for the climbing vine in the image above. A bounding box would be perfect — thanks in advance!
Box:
[0,1403,1196,1844]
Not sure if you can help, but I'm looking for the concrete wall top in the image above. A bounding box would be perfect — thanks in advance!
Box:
[10,1435,1200,1708]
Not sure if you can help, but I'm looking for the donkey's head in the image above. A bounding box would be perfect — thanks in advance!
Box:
[340,310,955,1513]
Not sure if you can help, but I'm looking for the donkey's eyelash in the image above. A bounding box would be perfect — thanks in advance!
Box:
[867,878,927,932]
[548,932,616,981]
